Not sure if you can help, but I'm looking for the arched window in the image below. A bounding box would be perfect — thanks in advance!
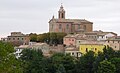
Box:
[84,25,86,30]
[86,48,88,52]
[59,24,62,29]
[78,25,80,29]
[51,24,53,29]
[62,13,64,18]
[66,24,69,29]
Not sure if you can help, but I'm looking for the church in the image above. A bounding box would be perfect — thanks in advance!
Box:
[49,4,93,34]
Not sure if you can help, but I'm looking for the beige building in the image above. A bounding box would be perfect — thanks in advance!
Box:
[7,32,30,46]
[49,5,93,34]
[65,46,81,57]
[106,36,120,51]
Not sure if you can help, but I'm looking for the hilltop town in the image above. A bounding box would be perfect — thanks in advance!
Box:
[1,5,120,58]
[0,4,120,73]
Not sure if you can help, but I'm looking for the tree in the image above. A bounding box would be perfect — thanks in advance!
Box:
[0,41,22,73]
[103,46,115,60]
[20,49,45,73]
[56,64,66,73]
[97,60,116,73]
[92,52,105,73]
[110,58,120,73]
[77,51,95,73]
[29,33,37,42]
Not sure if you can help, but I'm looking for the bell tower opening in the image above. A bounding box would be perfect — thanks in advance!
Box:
[58,4,65,19]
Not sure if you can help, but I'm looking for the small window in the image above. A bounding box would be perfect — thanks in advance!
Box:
[62,13,64,18]
[102,36,103,38]
[59,24,62,29]
[78,25,80,29]
[17,38,19,40]
[22,38,24,40]
[13,38,15,40]
[115,46,116,48]
[72,39,74,41]
[108,41,109,43]
[66,24,69,29]
[118,41,119,43]
[95,48,97,51]
[51,24,53,29]
[86,48,88,52]
[84,25,86,30]
[113,41,114,43]
[8,38,11,40]
[72,52,74,55]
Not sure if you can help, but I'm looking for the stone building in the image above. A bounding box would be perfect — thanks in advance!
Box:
[7,32,30,46]
[106,36,120,51]
[49,4,93,34]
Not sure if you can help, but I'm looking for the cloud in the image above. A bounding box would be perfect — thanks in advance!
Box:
[0,0,120,37]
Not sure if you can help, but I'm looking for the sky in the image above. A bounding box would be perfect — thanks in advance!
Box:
[0,0,120,38]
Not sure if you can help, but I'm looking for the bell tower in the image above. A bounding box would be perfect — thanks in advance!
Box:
[58,4,65,19]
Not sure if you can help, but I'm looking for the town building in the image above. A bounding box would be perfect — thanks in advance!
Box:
[79,43,105,54]
[7,32,30,46]
[65,46,81,58]
[14,42,50,58]
[49,4,93,34]
[106,36,120,51]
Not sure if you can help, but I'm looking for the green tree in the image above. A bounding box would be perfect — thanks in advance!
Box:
[0,41,22,73]
[92,52,105,73]
[56,64,66,73]
[20,49,46,73]
[110,58,120,73]
[97,60,116,73]
[103,46,115,60]
[29,33,37,42]
[77,51,95,73]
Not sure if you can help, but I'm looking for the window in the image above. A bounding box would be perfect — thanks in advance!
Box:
[113,41,114,43]
[22,38,24,40]
[59,24,62,29]
[95,48,97,51]
[108,41,109,43]
[84,25,86,30]
[8,38,11,40]
[13,38,15,40]
[66,24,69,29]
[118,41,119,43]
[78,25,80,29]
[115,46,116,48]
[51,24,53,29]
[17,38,19,40]
[72,39,74,41]
[86,48,88,52]
[62,13,64,18]
[102,36,103,38]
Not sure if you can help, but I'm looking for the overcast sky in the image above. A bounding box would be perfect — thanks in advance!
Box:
[0,0,120,37]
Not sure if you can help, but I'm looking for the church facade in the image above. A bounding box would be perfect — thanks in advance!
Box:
[49,5,93,34]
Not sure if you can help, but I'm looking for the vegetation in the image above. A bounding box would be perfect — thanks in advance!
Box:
[0,41,22,73]
[29,32,67,45]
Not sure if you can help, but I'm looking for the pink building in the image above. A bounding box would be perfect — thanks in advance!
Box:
[63,34,76,46]
[49,4,93,34]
